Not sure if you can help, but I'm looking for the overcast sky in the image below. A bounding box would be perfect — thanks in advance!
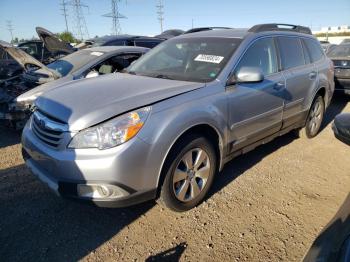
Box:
[1,0,350,42]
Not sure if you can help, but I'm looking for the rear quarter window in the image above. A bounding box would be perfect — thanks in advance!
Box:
[277,37,305,70]
[303,38,324,62]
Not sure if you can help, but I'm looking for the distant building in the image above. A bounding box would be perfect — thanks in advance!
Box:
[313,25,350,34]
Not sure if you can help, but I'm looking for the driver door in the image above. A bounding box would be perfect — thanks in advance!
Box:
[227,37,286,152]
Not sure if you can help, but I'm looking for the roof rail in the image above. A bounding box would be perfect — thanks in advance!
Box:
[184,27,232,34]
[248,23,312,35]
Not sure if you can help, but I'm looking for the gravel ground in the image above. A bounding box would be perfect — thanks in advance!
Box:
[1,96,350,262]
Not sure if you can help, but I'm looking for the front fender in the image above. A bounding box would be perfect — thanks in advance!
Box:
[137,88,228,189]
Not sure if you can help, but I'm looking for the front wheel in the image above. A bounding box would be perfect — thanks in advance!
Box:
[159,135,217,212]
[296,95,325,138]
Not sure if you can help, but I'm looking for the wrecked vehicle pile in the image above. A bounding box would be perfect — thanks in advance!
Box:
[0,40,59,128]
[0,40,148,129]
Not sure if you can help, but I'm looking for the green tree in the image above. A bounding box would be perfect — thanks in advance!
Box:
[57,31,80,43]
[11,37,19,44]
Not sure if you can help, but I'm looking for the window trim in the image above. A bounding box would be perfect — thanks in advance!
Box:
[300,39,312,65]
[228,36,280,84]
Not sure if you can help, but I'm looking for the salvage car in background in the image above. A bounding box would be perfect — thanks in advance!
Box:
[16,27,75,64]
[35,27,76,60]
[332,113,350,145]
[328,43,350,94]
[0,27,75,82]
[86,35,166,49]
[155,29,185,39]
[0,49,23,81]
[304,193,350,262]
[17,40,53,64]
[0,41,148,128]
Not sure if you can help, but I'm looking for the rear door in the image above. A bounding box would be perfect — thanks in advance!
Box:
[227,37,285,151]
[277,36,317,127]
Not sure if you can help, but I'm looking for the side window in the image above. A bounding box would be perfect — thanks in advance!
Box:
[236,38,278,76]
[19,43,38,57]
[277,37,305,70]
[107,40,126,46]
[86,53,143,77]
[303,38,324,63]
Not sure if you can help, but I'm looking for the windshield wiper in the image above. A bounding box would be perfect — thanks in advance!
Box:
[154,74,173,80]
[126,71,137,75]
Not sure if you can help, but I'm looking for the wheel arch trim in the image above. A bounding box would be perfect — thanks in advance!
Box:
[155,122,225,190]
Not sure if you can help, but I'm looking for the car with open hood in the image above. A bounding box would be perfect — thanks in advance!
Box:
[0,26,75,83]
[0,41,148,128]
[22,23,334,211]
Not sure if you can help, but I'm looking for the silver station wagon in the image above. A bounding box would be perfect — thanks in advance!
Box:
[22,24,334,211]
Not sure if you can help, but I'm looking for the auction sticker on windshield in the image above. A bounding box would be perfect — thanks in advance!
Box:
[90,51,104,56]
[195,54,224,64]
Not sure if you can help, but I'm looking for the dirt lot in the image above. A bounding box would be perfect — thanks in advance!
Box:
[1,96,350,262]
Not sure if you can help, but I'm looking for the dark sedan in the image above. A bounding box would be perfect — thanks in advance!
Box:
[328,44,350,94]
[332,113,350,146]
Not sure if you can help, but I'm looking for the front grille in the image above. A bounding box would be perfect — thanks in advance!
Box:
[335,68,350,79]
[32,111,68,148]
[333,60,350,68]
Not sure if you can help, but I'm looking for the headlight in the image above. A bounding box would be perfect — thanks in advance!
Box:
[68,107,151,150]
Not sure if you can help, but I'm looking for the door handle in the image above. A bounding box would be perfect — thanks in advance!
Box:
[309,71,317,80]
[273,82,285,91]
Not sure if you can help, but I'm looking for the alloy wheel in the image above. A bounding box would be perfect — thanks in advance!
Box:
[172,148,211,202]
[308,99,323,136]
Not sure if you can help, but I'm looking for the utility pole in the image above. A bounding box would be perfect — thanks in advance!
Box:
[102,0,127,35]
[60,0,69,32]
[69,0,89,40]
[156,0,164,33]
[6,20,14,42]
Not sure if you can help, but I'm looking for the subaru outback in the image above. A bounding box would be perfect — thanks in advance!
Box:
[22,24,334,211]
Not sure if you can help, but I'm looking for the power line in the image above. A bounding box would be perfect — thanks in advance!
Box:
[6,20,14,42]
[68,0,89,40]
[102,0,127,35]
[60,0,69,32]
[156,0,164,33]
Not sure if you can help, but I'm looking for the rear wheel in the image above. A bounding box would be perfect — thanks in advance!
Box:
[159,134,217,212]
[296,95,325,138]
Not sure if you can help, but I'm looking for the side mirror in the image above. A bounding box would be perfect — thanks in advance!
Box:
[227,66,264,85]
[85,70,100,79]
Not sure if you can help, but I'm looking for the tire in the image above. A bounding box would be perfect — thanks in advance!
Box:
[295,95,325,139]
[158,134,217,212]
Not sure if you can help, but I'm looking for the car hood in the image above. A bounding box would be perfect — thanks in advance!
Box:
[36,73,204,131]
[0,40,59,80]
[36,27,75,54]
[16,76,73,103]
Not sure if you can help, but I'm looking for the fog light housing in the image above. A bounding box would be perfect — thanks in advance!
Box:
[77,184,129,199]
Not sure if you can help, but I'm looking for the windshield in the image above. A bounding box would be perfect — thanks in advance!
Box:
[46,49,105,76]
[328,45,350,57]
[127,37,242,82]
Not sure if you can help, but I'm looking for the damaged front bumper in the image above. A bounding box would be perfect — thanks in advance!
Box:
[0,102,33,128]
[0,110,27,120]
